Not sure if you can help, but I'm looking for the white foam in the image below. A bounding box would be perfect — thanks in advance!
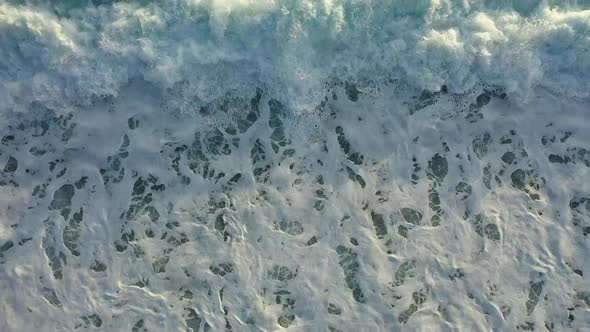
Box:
[1,1,590,331]
[0,1,589,120]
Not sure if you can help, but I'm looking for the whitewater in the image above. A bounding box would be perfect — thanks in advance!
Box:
[1,1,590,331]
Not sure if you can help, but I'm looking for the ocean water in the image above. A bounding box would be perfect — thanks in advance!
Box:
[1,1,590,331]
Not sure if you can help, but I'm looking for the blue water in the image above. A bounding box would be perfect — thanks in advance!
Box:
[1,1,590,331]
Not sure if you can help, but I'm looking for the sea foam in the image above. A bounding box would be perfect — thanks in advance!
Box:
[1,1,590,332]
[1,0,589,118]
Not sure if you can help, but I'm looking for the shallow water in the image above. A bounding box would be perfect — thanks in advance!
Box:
[1,1,590,331]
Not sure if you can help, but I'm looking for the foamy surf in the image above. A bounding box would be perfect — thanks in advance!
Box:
[1,1,590,331]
